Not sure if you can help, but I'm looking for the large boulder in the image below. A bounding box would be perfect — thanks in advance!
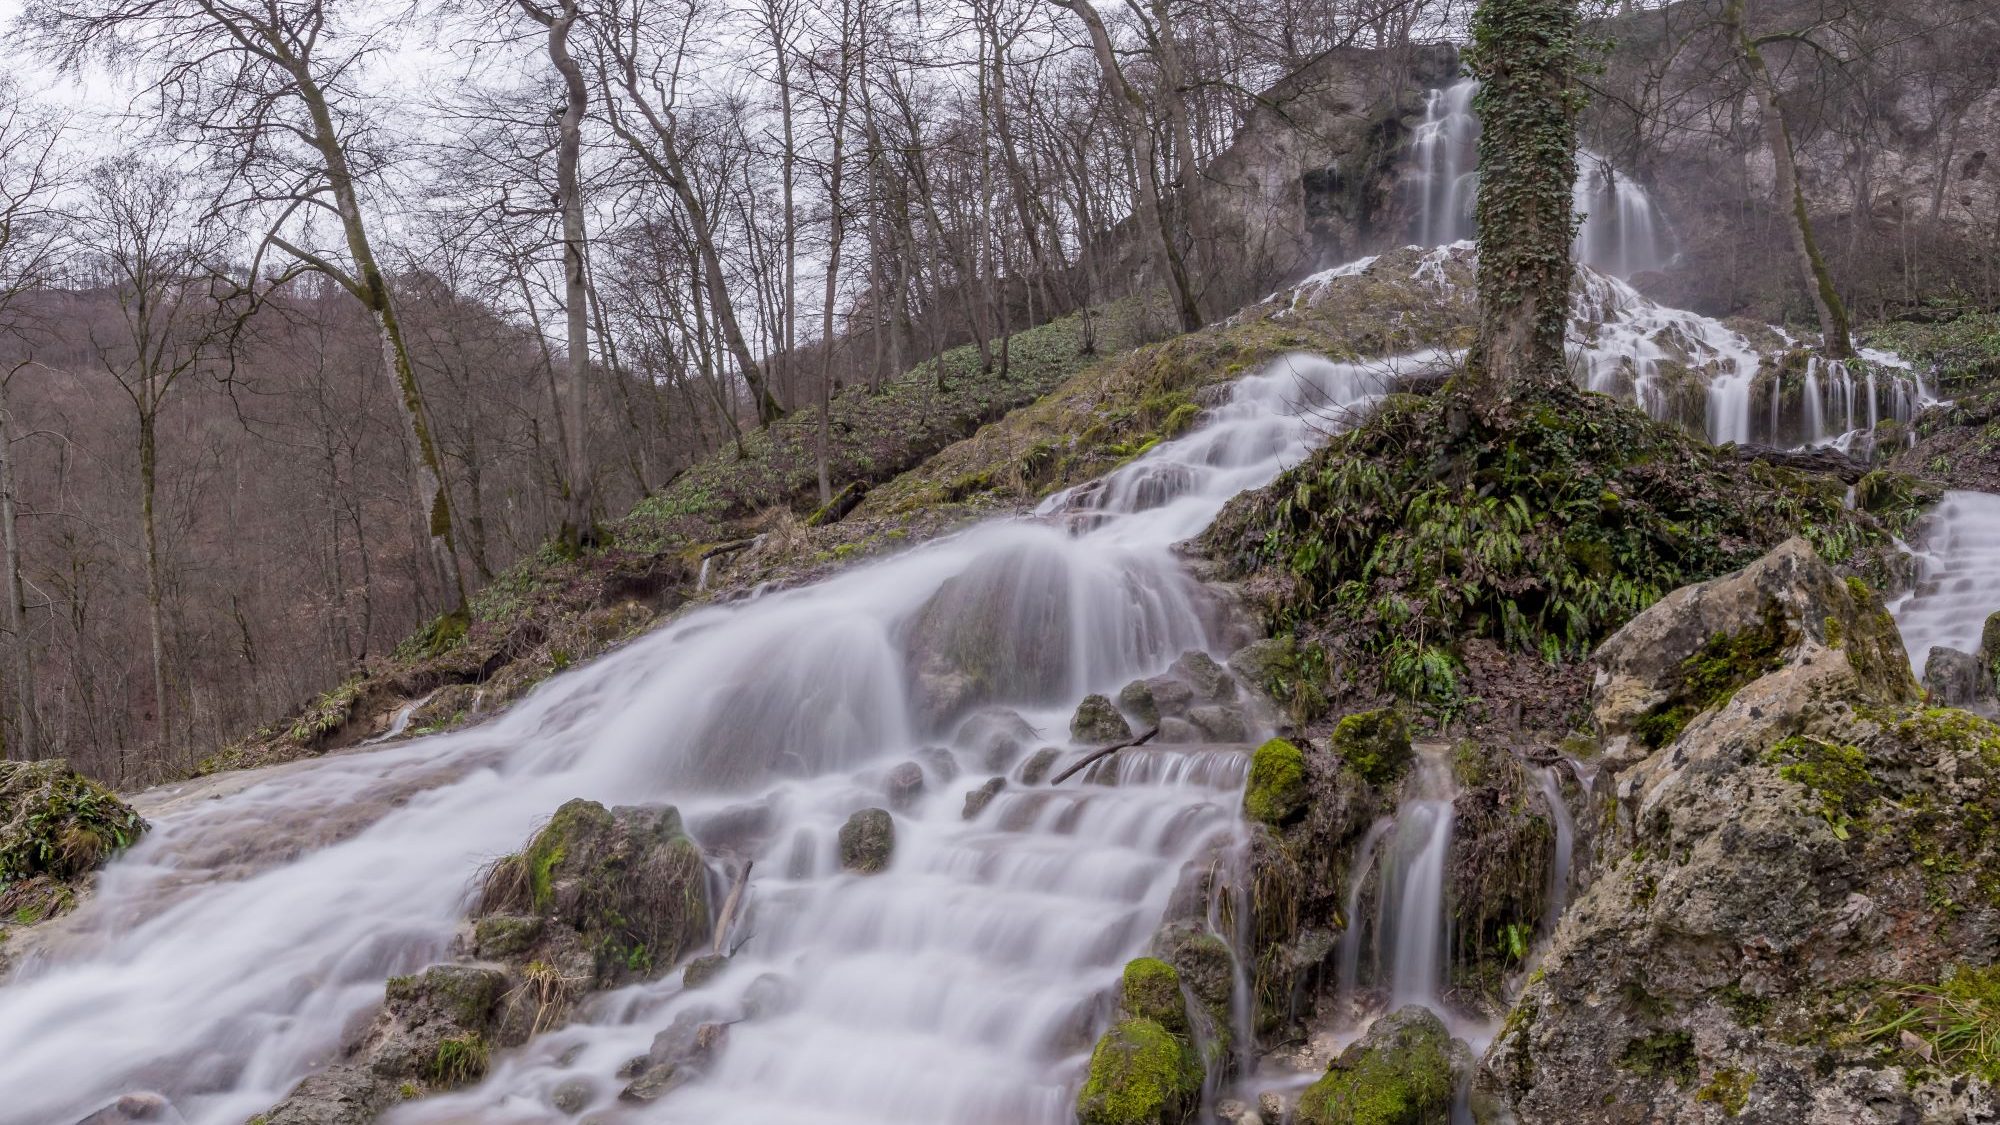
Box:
[262,799,713,1121]
[1074,694,1136,744]
[838,808,895,874]
[1925,645,1998,714]
[1475,540,2000,1123]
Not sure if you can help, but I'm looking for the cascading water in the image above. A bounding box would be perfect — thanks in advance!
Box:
[0,348,1443,1125]
[1890,490,2000,677]
[1406,79,1674,278]
[1378,750,1456,1012]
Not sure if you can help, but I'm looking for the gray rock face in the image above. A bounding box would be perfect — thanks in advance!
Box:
[262,1067,392,1125]
[1187,704,1248,742]
[620,1011,728,1104]
[1072,694,1135,744]
[1926,645,1999,713]
[73,1094,183,1125]
[1020,747,1062,785]
[1119,679,1160,725]
[1475,539,2000,1124]
[838,808,895,874]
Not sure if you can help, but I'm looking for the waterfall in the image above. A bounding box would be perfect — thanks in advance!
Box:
[1407,79,1674,278]
[0,345,1447,1125]
[1533,768,1575,933]
[1889,491,2000,676]
[1379,750,1457,1011]
[1334,817,1394,1016]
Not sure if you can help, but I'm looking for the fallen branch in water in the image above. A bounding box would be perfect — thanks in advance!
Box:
[1050,728,1161,785]
[699,538,756,561]
[711,860,753,955]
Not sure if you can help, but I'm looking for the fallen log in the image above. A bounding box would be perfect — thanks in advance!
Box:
[1730,443,1869,484]
[1049,728,1161,786]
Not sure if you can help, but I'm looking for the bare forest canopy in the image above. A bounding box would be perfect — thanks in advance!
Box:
[0,0,1993,783]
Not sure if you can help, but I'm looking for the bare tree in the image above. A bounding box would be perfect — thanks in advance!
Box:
[27,0,471,610]
[516,0,600,546]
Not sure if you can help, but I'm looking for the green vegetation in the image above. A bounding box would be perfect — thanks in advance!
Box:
[1859,963,2000,1082]
[1617,1030,1697,1087]
[426,1032,489,1086]
[1210,377,1884,713]
[1331,709,1412,786]
[1867,311,2000,395]
[1243,738,1307,826]
[1075,1017,1203,1125]
[1634,622,1791,749]
[0,760,147,924]
[1765,735,1876,839]
[1695,1067,1755,1116]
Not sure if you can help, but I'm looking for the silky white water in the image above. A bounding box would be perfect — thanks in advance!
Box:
[0,349,1440,1125]
[1890,490,2000,676]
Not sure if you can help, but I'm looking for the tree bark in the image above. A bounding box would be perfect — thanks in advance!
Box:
[1723,0,1854,358]
[0,374,36,759]
[520,0,598,546]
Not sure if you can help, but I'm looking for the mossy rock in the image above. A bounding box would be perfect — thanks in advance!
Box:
[682,954,728,989]
[1075,1017,1203,1125]
[1331,710,1412,787]
[1074,694,1136,744]
[1121,957,1190,1036]
[1244,738,1308,826]
[1297,1005,1457,1125]
[476,799,710,986]
[838,808,895,874]
[0,760,147,924]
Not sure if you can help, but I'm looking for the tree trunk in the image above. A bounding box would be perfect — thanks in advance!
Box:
[1468,0,1583,391]
[139,409,169,751]
[0,375,36,759]
[524,0,599,546]
[1724,0,1853,357]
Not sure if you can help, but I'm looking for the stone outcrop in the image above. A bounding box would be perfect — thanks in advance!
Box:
[1075,958,1206,1125]
[1476,539,2000,1123]
[1297,1005,1468,1125]
[261,799,713,1123]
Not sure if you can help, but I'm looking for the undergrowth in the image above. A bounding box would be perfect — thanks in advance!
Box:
[1208,375,1890,715]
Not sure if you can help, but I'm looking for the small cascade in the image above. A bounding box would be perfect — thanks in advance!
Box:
[1787,349,1933,450]
[1568,269,1764,441]
[1334,818,1395,1016]
[1406,79,1674,278]
[1532,767,1576,933]
[1379,750,1457,1011]
[1890,491,2000,675]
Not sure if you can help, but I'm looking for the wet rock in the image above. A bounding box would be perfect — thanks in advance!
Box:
[838,808,895,874]
[953,707,1039,771]
[1188,704,1248,742]
[471,913,543,960]
[1157,717,1201,744]
[550,1077,594,1114]
[1144,674,1196,719]
[1121,957,1191,1035]
[73,1093,182,1124]
[1257,1090,1288,1121]
[1229,636,1296,694]
[1445,741,1554,1006]
[261,1066,394,1125]
[742,972,794,1018]
[961,777,1007,820]
[1297,1005,1462,1125]
[477,800,711,988]
[1244,738,1307,826]
[903,543,1076,727]
[1020,747,1062,784]
[1072,694,1135,744]
[1924,645,1997,712]
[620,1012,728,1104]
[883,761,926,810]
[1984,610,2000,668]
[681,953,727,989]
[362,964,509,1083]
[915,746,960,782]
[1171,650,1237,703]
[1119,679,1160,725]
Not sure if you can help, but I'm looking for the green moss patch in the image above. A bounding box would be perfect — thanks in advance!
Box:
[1634,621,1791,749]
[1331,709,1412,787]
[1121,957,1190,1035]
[1859,963,2000,1083]
[1075,1017,1203,1125]
[1244,738,1308,826]
[1296,1012,1456,1125]
[1617,1030,1697,1087]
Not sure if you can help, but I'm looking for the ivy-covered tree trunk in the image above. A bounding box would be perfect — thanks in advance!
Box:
[1467,0,1584,391]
